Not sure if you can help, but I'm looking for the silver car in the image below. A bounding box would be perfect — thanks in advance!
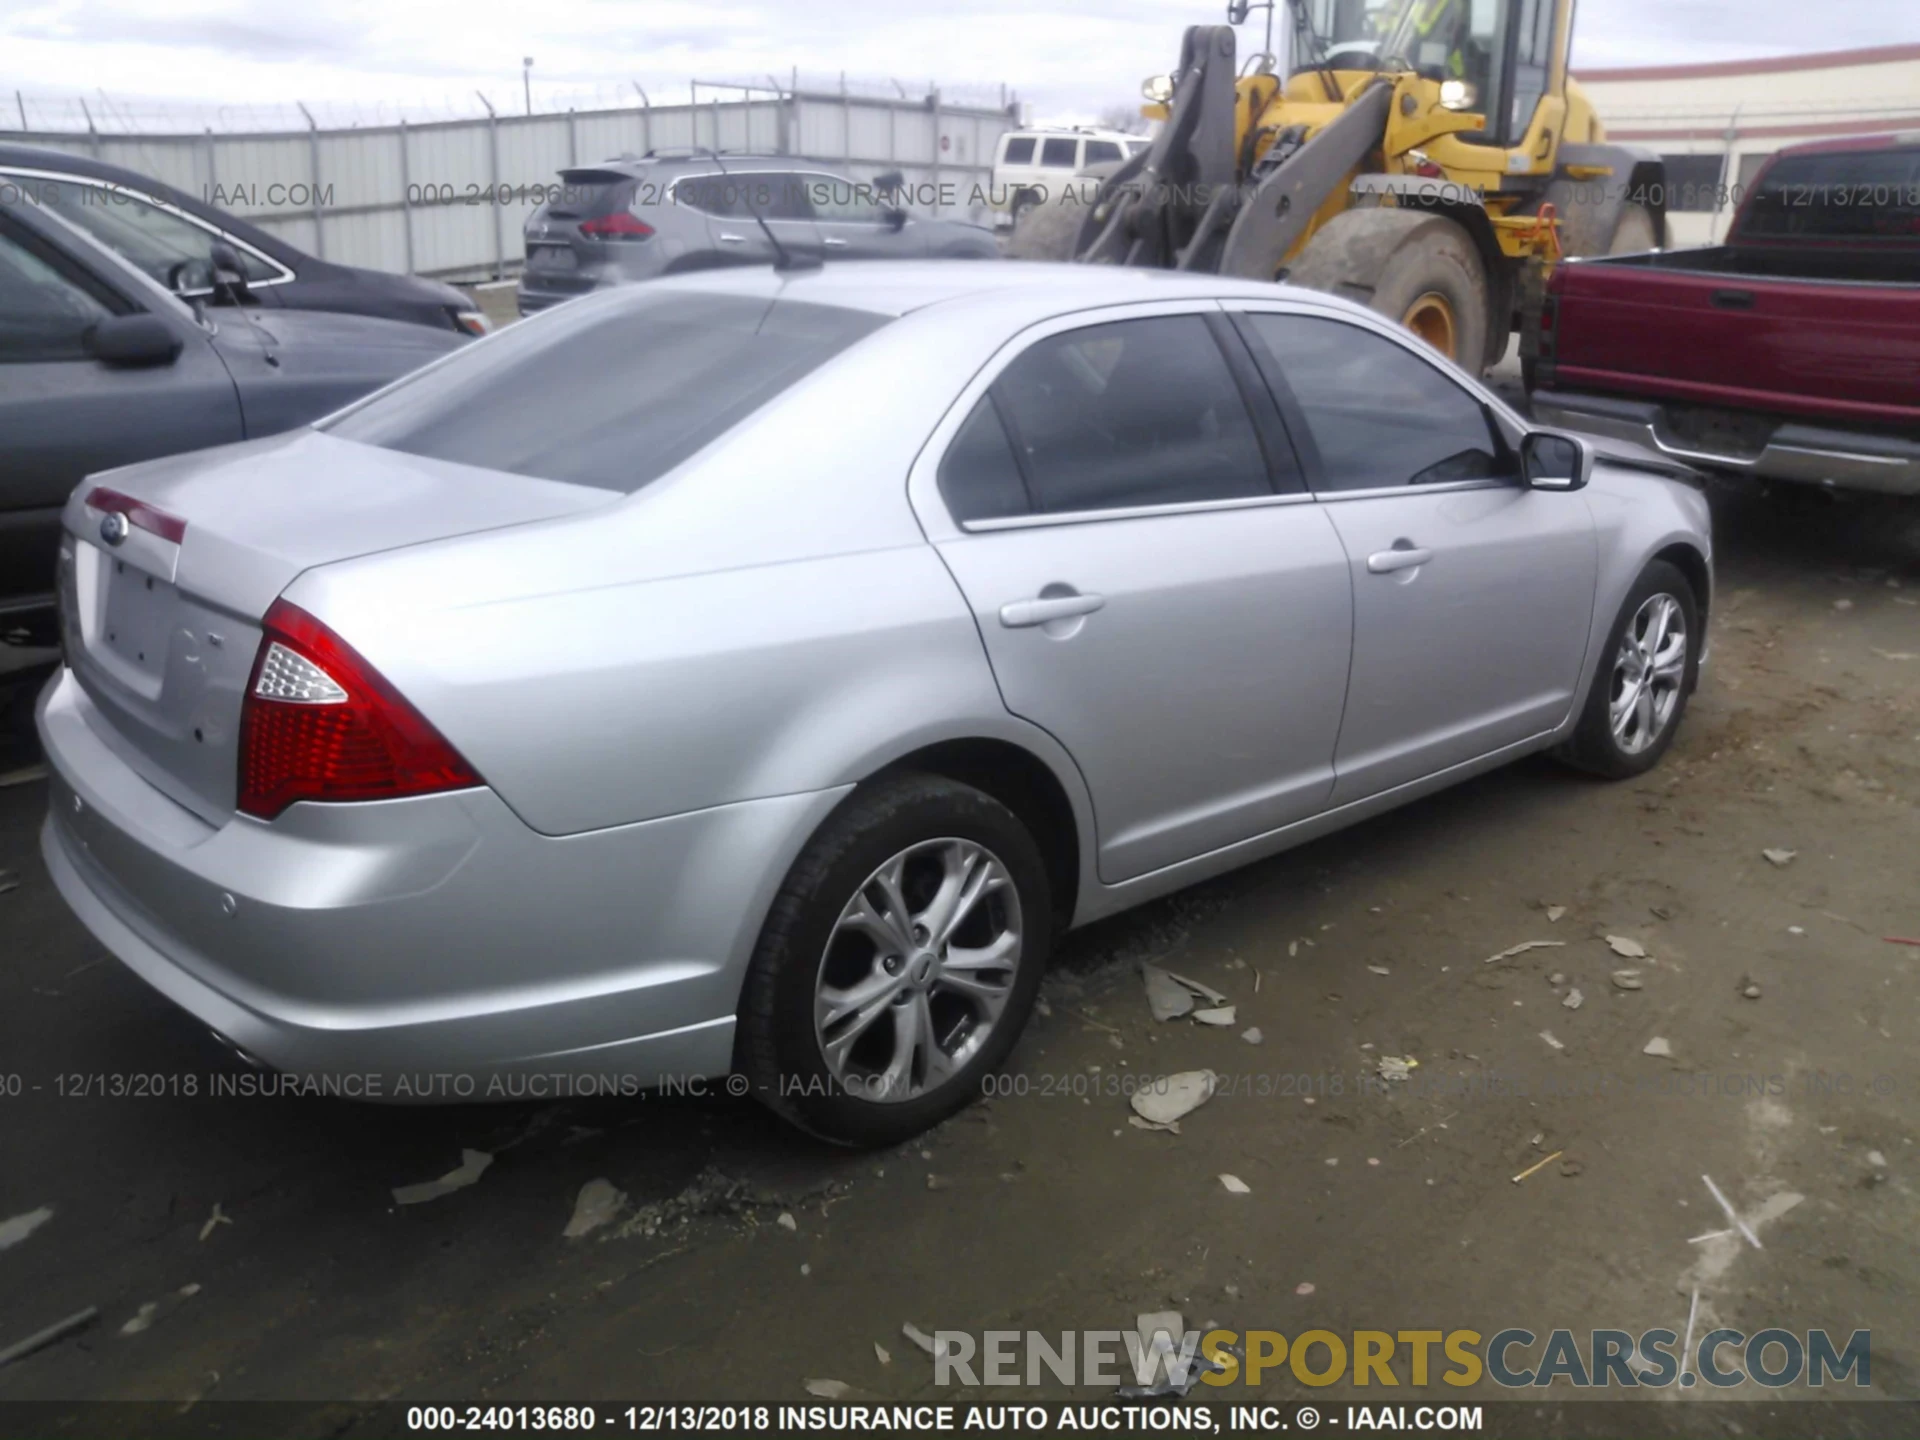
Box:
[38,262,1711,1145]
[517,154,1000,316]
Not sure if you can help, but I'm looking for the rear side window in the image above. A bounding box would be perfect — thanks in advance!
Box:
[1040,138,1078,168]
[673,173,810,221]
[29,178,280,284]
[1084,141,1123,166]
[0,218,119,362]
[988,315,1270,516]
[938,397,1030,522]
[1239,314,1510,491]
[1001,137,1036,165]
[325,292,888,493]
[1738,147,1920,243]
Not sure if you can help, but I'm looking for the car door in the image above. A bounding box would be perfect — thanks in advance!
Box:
[679,171,821,265]
[802,173,920,258]
[1232,307,1597,807]
[919,305,1356,884]
[0,210,243,624]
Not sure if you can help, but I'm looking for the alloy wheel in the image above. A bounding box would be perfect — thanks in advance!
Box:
[1609,592,1688,755]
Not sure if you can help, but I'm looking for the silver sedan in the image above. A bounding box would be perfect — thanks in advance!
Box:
[37,261,1712,1145]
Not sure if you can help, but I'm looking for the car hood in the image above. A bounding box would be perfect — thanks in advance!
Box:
[214,305,468,358]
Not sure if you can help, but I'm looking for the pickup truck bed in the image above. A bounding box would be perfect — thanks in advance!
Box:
[1529,136,1920,495]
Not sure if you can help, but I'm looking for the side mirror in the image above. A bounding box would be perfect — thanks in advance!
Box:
[166,257,215,294]
[873,169,905,195]
[1227,0,1252,21]
[208,240,253,304]
[86,314,184,368]
[882,206,908,231]
[1522,431,1591,491]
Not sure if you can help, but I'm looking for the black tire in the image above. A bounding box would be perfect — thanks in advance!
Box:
[1287,209,1490,371]
[1556,560,1701,780]
[737,773,1052,1147]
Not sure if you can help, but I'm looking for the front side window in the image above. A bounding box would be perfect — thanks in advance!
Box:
[1083,141,1123,166]
[938,396,1030,522]
[1239,314,1511,491]
[0,219,117,362]
[325,291,888,493]
[1000,137,1036,166]
[26,177,278,288]
[806,175,887,224]
[1039,138,1078,168]
[672,172,810,221]
[984,314,1271,516]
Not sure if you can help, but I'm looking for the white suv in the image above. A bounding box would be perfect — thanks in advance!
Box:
[990,128,1149,228]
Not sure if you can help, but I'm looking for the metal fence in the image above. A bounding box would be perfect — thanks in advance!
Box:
[2,84,1018,282]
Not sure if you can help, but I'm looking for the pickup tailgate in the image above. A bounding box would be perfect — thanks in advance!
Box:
[1550,257,1920,427]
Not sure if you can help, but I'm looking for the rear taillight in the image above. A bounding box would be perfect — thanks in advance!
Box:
[236,600,479,820]
[579,212,654,240]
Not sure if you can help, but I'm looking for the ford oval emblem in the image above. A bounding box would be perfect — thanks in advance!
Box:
[99,511,131,546]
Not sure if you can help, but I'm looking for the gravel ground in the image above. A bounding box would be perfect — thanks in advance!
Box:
[0,480,1916,1431]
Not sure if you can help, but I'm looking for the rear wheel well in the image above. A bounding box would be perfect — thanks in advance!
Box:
[871,739,1081,931]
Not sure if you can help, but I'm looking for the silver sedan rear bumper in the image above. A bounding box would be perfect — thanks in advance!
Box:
[38,667,846,1096]
[1532,390,1920,497]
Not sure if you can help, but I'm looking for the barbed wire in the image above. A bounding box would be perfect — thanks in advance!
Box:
[2,69,1016,138]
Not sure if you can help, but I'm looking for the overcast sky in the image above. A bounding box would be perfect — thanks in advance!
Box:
[2,0,1913,129]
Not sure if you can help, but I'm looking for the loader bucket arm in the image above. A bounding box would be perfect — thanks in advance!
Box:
[1075,25,1240,268]
[1218,81,1394,281]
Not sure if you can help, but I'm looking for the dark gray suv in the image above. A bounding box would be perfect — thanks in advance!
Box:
[517,153,999,315]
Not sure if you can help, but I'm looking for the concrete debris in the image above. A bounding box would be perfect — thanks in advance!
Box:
[0,1207,53,1253]
[1141,965,1196,1022]
[1546,906,1568,923]
[1868,1150,1889,1169]
[198,1204,231,1241]
[1129,1115,1181,1135]
[1367,965,1391,976]
[1562,988,1584,1011]
[1219,1174,1251,1195]
[1606,936,1648,959]
[901,1322,937,1356]
[0,1308,98,1370]
[1547,972,1567,985]
[1377,1056,1418,1083]
[1484,940,1565,964]
[119,1302,158,1336]
[1740,978,1762,1000]
[1116,1310,1231,1398]
[1130,1070,1217,1127]
[1295,1282,1315,1296]
[1539,1031,1565,1051]
[776,1211,797,1232]
[1763,848,1798,868]
[1193,1006,1237,1026]
[874,1342,891,1365]
[563,1179,626,1239]
[1166,971,1230,1005]
[1643,1037,1673,1058]
[1241,1027,1264,1045]
[393,1149,493,1206]
[804,1380,850,1399]
[1611,970,1645,991]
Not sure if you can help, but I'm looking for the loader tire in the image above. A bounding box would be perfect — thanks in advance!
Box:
[1286,209,1490,370]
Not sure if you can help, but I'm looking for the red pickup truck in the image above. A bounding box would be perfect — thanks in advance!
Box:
[1528,134,1920,495]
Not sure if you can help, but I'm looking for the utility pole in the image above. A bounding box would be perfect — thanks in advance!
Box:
[523,57,534,116]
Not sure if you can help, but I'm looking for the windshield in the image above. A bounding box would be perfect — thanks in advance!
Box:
[1737,147,1920,245]
[324,289,889,493]
[1290,0,1484,73]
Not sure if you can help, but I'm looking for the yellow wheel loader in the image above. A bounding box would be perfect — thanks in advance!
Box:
[1018,0,1667,372]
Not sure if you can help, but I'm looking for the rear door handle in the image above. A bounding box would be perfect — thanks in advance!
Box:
[1367,546,1433,575]
[1711,289,1756,310]
[999,593,1106,628]
[822,237,850,248]
[718,232,748,245]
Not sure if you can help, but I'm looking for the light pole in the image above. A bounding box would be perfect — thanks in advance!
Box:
[522,57,533,116]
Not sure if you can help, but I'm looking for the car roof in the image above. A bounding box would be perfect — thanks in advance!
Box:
[576,152,850,177]
[1766,132,1920,160]
[637,257,1366,324]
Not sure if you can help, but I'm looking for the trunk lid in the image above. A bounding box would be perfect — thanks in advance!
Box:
[59,430,614,823]
[524,168,640,289]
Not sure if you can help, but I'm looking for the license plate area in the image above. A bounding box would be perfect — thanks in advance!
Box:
[91,548,181,693]
[527,244,577,271]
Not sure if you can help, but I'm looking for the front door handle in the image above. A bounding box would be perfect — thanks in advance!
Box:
[1711,289,1755,310]
[822,236,850,248]
[1000,592,1106,628]
[1367,546,1434,575]
[718,232,748,244]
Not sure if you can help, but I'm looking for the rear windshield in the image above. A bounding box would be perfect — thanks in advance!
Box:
[1737,147,1920,244]
[324,290,888,493]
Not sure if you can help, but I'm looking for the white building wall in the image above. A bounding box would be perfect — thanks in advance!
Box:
[1577,43,1920,246]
